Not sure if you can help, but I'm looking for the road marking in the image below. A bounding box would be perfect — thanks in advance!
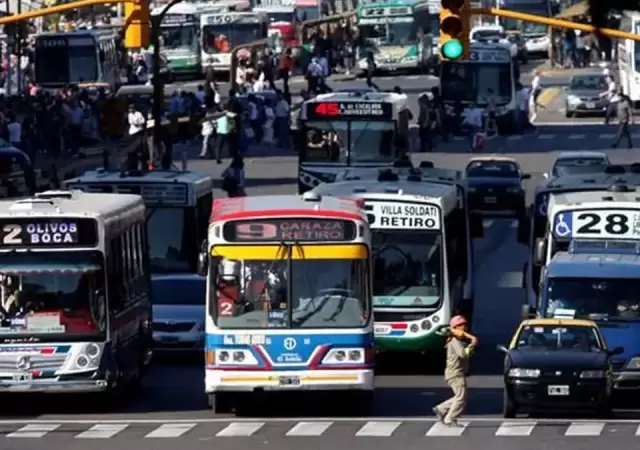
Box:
[568,134,586,139]
[356,421,401,436]
[286,421,333,436]
[538,134,555,139]
[145,423,196,438]
[426,422,469,436]
[565,422,605,436]
[7,424,60,438]
[216,422,265,437]
[599,134,616,139]
[75,424,129,439]
[495,421,536,436]
[507,135,524,140]
[537,88,561,108]
[634,424,640,435]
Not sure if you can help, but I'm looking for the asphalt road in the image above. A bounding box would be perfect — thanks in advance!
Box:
[8,69,640,448]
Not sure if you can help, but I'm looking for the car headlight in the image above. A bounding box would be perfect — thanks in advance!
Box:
[580,370,605,378]
[626,357,640,370]
[215,349,258,366]
[506,186,522,193]
[508,368,540,378]
[63,343,103,373]
[322,348,364,364]
[567,95,582,104]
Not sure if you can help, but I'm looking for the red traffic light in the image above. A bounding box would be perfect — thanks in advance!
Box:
[441,15,463,36]
[442,0,464,10]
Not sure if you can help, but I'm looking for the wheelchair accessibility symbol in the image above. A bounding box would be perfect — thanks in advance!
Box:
[554,213,573,238]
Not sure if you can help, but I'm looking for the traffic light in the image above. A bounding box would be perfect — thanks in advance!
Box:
[439,0,470,61]
[124,0,150,49]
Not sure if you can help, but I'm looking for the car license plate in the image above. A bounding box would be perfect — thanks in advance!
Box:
[547,385,569,396]
[585,102,595,109]
[279,376,301,387]
[12,372,32,383]
[375,325,391,335]
[484,196,497,204]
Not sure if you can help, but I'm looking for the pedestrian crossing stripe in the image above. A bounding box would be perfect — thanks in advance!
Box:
[4,420,640,438]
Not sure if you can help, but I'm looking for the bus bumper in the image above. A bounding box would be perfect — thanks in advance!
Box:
[0,379,110,393]
[205,368,374,393]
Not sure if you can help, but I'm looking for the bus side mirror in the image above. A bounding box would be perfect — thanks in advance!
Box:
[496,344,509,354]
[609,346,624,356]
[521,173,531,180]
[516,217,530,245]
[197,240,209,276]
[534,238,546,266]
[470,213,484,238]
[521,304,536,319]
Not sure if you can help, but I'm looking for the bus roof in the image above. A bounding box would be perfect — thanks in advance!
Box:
[549,188,640,213]
[359,0,420,7]
[211,194,366,223]
[254,5,295,12]
[36,29,114,38]
[535,172,640,196]
[0,190,144,219]
[151,3,199,14]
[310,91,408,105]
[334,166,464,185]
[63,169,213,204]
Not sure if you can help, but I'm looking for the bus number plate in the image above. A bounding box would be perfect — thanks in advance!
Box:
[12,372,32,383]
[278,376,300,386]
[547,385,569,396]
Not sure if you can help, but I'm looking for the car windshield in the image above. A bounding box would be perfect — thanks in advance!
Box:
[570,76,607,90]
[552,158,607,177]
[0,251,106,338]
[302,121,396,164]
[212,245,369,329]
[545,277,640,321]
[152,278,205,306]
[466,161,519,178]
[515,324,603,352]
[372,231,442,308]
[472,30,505,40]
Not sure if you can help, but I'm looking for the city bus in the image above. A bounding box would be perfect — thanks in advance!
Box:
[356,0,438,73]
[297,91,412,193]
[151,3,202,79]
[440,42,518,134]
[521,170,640,310]
[64,169,213,275]
[530,186,640,390]
[200,11,268,74]
[313,166,483,354]
[202,193,374,413]
[34,29,121,91]
[619,11,640,106]
[254,0,299,47]
[0,190,152,396]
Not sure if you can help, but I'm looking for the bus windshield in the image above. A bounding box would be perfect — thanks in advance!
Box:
[302,121,396,164]
[545,277,640,321]
[372,231,442,308]
[441,61,512,104]
[35,43,98,84]
[0,251,106,339]
[202,23,263,54]
[159,24,198,50]
[212,245,370,329]
[147,207,191,273]
[359,21,417,46]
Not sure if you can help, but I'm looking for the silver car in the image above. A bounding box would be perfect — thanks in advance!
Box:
[152,274,206,353]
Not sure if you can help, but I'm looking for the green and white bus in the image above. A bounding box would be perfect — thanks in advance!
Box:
[312,166,483,353]
[151,3,202,79]
[356,0,439,73]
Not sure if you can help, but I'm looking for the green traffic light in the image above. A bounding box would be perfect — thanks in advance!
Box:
[442,40,463,60]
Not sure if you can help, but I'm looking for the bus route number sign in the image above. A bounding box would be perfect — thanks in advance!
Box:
[223,219,357,242]
[469,49,510,63]
[0,218,98,248]
[309,102,392,120]
[37,38,67,48]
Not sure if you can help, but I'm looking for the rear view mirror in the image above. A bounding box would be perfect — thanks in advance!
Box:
[198,240,211,276]
[534,238,547,266]
[609,346,624,356]
[521,173,531,180]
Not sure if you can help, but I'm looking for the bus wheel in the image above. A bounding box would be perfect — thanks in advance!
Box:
[209,393,233,414]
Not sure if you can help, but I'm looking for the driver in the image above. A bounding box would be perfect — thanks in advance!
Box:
[0,274,19,316]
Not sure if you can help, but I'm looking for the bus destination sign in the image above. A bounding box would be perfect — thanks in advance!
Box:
[308,101,393,120]
[223,219,357,242]
[0,218,98,248]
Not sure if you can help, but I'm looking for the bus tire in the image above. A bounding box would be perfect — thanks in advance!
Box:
[209,393,233,414]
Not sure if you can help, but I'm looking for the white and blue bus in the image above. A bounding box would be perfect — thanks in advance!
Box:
[202,193,374,413]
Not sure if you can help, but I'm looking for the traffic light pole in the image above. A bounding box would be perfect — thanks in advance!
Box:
[469,7,640,42]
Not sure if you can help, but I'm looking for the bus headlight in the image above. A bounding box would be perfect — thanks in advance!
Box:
[86,343,100,358]
[410,324,420,333]
[508,368,540,378]
[76,355,90,368]
[63,343,103,372]
[215,349,258,366]
[323,348,364,364]
[421,320,432,330]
